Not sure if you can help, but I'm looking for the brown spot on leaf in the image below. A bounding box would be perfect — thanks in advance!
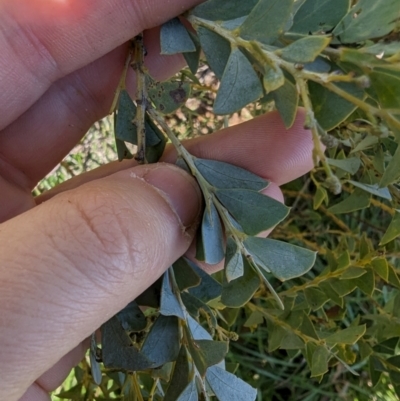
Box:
[169,88,187,104]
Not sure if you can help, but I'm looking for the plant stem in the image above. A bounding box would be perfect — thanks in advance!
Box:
[297,78,339,191]
[133,33,148,164]
[189,15,400,134]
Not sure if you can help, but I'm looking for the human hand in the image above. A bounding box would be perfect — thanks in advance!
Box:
[0,1,314,400]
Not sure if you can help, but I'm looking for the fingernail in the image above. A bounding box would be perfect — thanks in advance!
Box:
[141,164,202,227]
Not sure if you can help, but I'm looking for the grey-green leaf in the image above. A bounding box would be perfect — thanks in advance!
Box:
[197,26,231,79]
[221,258,261,308]
[183,32,202,74]
[177,379,198,401]
[225,237,244,282]
[147,78,190,115]
[115,90,161,146]
[272,78,299,129]
[263,64,285,94]
[188,261,222,302]
[164,346,191,401]
[90,336,102,385]
[244,237,316,281]
[160,271,185,319]
[115,138,133,162]
[291,0,350,34]
[173,258,201,291]
[347,180,392,201]
[201,203,225,265]
[191,0,258,21]
[328,188,371,214]
[380,144,400,187]
[116,301,147,332]
[187,314,213,340]
[380,210,400,246]
[215,188,290,236]
[206,366,257,401]
[280,36,331,63]
[309,80,365,130]
[310,345,330,377]
[101,316,153,371]
[332,0,400,43]
[240,0,294,44]
[370,69,400,110]
[194,158,268,191]
[214,49,263,115]
[141,315,180,367]
[160,18,196,55]
[325,325,366,345]
[327,157,361,175]
[193,339,229,371]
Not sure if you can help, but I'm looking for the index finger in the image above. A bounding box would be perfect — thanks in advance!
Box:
[0,0,202,131]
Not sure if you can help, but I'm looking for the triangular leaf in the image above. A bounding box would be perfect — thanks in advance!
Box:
[348,180,392,201]
[101,316,153,371]
[371,258,389,281]
[177,379,198,401]
[173,258,201,291]
[215,188,290,235]
[244,237,316,281]
[380,140,400,187]
[272,78,299,129]
[141,315,180,367]
[201,203,225,265]
[310,345,330,377]
[309,80,365,130]
[214,49,263,115]
[263,64,285,93]
[188,261,222,302]
[197,26,231,79]
[206,365,257,401]
[160,18,196,55]
[186,335,228,377]
[225,237,244,282]
[325,325,366,345]
[327,158,361,175]
[160,270,185,319]
[115,90,162,146]
[328,188,371,214]
[187,314,213,340]
[116,301,147,332]
[164,346,191,401]
[194,158,269,191]
[280,36,331,63]
[380,211,400,245]
[370,68,400,110]
[183,32,202,74]
[221,258,261,308]
[147,77,190,114]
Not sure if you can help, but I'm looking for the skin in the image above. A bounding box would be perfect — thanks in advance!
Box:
[0,0,314,400]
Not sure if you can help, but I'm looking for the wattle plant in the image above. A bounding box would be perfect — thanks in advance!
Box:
[52,0,400,400]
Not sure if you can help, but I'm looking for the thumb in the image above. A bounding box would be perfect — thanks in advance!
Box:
[0,163,202,400]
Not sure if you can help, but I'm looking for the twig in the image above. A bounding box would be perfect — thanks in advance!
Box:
[132,33,148,164]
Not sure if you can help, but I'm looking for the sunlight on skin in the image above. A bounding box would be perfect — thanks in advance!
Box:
[5,0,90,21]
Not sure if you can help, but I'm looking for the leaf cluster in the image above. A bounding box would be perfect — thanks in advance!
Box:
[51,0,400,400]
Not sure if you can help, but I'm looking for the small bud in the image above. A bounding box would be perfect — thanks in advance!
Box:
[321,134,339,149]
[372,124,389,138]
[325,175,342,195]
[356,75,371,89]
